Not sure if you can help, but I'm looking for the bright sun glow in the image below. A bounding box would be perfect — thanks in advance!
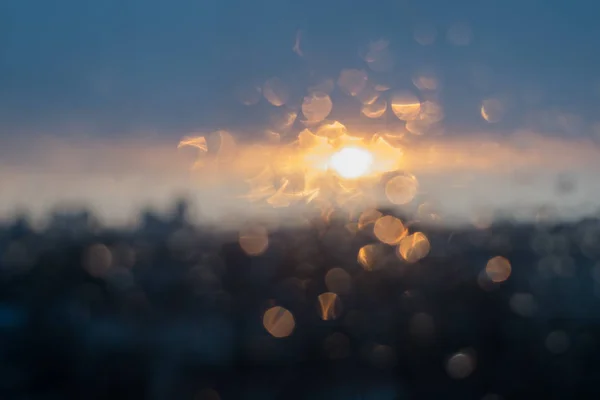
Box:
[328,147,374,179]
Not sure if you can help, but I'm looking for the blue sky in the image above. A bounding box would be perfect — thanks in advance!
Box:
[0,0,599,138]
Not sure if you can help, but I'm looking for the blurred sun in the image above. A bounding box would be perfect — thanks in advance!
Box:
[328,146,374,179]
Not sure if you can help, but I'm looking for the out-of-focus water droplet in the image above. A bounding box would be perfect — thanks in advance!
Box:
[338,69,368,96]
[264,130,281,144]
[315,120,347,140]
[235,82,262,106]
[362,98,387,118]
[308,78,335,95]
[263,306,295,338]
[355,84,380,105]
[391,91,421,121]
[419,100,445,123]
[239,225,269,256]
[446,350,476,379]
[414,23,437,45]
[485,256,511,282]
[374,215,407,245]
[406,119,431,136]
[385,173,419,205]
[358,209,383,230]
[358,244,385,271]
[397,232,430,263]
[270,109,297,132]
[209,130,237,163]
[302,92,333,123]
[363,39,395,72]
[318,292,343,320]
[84,243,113,278]
[263,77,290,106]
[417,201,443,224]
[510,293,537,317]
[481,98,505,123]
[412,69,439,91]
[471,208,494,230]
[374,83,391,92]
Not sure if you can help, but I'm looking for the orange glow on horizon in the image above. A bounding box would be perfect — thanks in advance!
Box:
[177,121,407,212]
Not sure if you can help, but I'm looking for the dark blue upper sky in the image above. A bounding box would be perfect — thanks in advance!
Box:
[1,0,599,139]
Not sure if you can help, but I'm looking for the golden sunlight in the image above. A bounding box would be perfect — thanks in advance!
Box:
[328,147,374,179]
[179,121,405,212]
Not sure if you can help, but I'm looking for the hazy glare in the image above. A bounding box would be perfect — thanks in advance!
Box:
[2,132,600,228]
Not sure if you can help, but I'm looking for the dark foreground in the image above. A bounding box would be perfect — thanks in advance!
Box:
[1,203,600,400]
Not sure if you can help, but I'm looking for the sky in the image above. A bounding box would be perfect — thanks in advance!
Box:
[1,0,599,135]
[1,0,600,226]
